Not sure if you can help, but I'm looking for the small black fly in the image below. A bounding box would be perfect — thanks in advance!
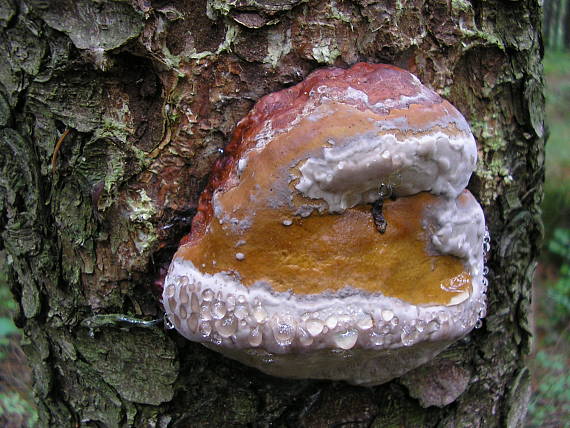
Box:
[371,183,393,234]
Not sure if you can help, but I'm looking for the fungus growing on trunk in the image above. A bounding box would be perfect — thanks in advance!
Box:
[162,63,488,386]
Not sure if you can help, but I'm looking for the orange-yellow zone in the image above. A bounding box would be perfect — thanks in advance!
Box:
[179,102,472,306]
[178,193,471,306]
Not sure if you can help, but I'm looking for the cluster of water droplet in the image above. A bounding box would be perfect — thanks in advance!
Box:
[163,268,487,354]
[473,228,491,329]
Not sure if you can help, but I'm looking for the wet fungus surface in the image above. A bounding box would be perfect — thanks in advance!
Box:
[163,63,488,386]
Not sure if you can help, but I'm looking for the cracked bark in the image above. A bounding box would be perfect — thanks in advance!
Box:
[0,0,543,426]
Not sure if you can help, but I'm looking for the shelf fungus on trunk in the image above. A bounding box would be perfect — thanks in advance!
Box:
[162,63,488,386]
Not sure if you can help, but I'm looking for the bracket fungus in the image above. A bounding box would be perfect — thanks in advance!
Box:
[163,63,488,386]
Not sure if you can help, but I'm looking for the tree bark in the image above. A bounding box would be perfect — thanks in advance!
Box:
[0,0,544,426]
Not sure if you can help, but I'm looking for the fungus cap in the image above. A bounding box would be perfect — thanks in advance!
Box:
[163,63,488,386]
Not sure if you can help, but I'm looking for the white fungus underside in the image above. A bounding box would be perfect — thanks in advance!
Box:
[163,256,486,385]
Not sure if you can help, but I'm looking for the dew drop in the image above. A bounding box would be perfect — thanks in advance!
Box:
[179,286,189,304]
[179,275,190,286]
[305,318,325,337]
[187,313,199,333]
[234,303,249,320]
[210,332,223,345]
[401,327,419,346]
[226,294,236,311]
[282,219,293,226]
[356,314,373,330]
[378,183,392,198]
[235,252,246,261]
[369,330,384,346]
[212,301,227,320]
[191,292,200,313]
[202,289,214,302]
[237,295,247,304]
[199,303,212,321]
[298,327,313,347]
[325,316,338,330]
[248,326,263,347]
[215,315,238,338]
[416,319,426,332]
[199,321,212,337]
[165,284,176,298]
[194,281,202,293]
[427,319,440,333]
[381,310,395,322]
[390,316,399,327]
[272,317,296,346]
[333,329,358,350]
[164,314,175,330]
[475,319,483,329]
[252,304,268,323]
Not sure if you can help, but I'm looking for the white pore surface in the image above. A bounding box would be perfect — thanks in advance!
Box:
[295,131,477,212]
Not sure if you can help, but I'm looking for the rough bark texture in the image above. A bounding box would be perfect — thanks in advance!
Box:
[0,0,544,426]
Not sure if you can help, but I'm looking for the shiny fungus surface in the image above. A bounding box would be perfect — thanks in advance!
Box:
[163,63,487,385]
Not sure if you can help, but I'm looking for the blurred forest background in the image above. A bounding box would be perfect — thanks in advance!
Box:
[529,0,570,426]
[0,2,569,426]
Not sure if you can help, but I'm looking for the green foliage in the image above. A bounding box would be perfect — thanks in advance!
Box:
[527,352,570,427]
[0,263,18,359]
[545,228,570,326]
[542,178,570,247]
[0,266,16,314]
[542,49,570,249]
[0,255,37,426]
[0,319,18,359]
[529,228,570,427]
[543,50,570,76]
[0,392,38,427]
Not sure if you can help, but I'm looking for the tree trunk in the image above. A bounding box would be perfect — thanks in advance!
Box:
[0,0,544,426]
